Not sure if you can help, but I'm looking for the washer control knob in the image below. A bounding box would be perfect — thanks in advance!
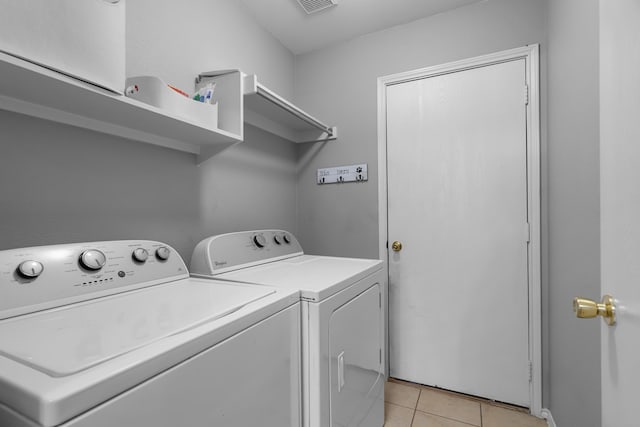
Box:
[80,250,107,271]
[283,234,291,244]
[17,260,44,278]
[155,246,171,261]
[132,248,149,263]
[253,234,267,248]
[273,235,282,245]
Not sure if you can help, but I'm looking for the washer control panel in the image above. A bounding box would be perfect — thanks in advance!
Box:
[0,240,188,320]
[191,230,303,275]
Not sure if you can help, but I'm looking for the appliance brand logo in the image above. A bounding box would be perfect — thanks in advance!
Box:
[214,260,227,267]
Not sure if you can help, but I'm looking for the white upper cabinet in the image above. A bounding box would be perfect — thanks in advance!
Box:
[0,0,125,93]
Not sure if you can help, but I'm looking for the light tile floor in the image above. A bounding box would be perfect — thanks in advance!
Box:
[384,378,547,427]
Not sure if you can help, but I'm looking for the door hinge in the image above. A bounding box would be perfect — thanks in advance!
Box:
[524,222,531,243]
[528,361,533,382]
[524,84,529,105]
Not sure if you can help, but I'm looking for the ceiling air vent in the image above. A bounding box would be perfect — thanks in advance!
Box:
[296,0,338,14]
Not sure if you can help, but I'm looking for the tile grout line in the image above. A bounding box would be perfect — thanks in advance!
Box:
[414,410,482,427]
[390,379,540,427]
[413,389,482,427]
[410,388,421,426]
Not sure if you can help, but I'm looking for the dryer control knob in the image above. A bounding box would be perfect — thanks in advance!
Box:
[253,234,267,248]
[273,235,282,245]
[80,250,107,271]
[132,248,149,263]
[17,260,44,278]
[283,234,291,244]
[155,246,171,261]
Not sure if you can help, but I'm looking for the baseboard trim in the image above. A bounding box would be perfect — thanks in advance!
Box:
[540,408,557,427]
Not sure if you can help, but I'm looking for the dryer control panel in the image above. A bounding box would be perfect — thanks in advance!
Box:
[0,240,188,320]
[191,230,304,276]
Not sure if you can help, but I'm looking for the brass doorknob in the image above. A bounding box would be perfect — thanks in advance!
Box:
[573,295,616,326]
[391,241,403,252]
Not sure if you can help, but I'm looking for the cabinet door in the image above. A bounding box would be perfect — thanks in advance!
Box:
[0,0,125,92]
[329,285,384,427]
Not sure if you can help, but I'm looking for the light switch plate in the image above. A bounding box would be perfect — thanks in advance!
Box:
[317,163,368,184]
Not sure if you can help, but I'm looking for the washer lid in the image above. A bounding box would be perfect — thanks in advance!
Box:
[213,255,382,302]
[0,280,274,376]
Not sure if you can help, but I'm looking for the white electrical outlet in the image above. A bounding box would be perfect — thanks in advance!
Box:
[317,163,368,184]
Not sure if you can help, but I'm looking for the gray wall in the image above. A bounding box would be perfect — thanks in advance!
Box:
[294,0,547,258]
[0,0,299,262]
[126,0,295,100]
[547,0,600,426]
[294,0,600,425]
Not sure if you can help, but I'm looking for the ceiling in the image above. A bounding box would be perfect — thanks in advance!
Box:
[238,0,484,55]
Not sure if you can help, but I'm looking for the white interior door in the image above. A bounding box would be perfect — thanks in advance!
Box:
[599,1,640,426]
[386,59,530,406]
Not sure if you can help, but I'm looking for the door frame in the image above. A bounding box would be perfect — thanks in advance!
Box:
[376,45,542,416]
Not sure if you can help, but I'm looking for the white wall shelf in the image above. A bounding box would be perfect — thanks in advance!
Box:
[0,52,242,161]
[0,53,336,163]
[243,74,337,143]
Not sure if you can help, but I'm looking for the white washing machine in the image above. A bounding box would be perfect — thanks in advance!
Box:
[0,240,301,427]
[191,230,385,427]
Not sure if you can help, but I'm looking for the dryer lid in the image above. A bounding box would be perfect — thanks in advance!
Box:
[214,255,382,302]
[0,279,274,376]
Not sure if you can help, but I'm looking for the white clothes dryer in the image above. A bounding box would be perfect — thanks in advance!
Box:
[191,230,385,427]
[0,240,301,427]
